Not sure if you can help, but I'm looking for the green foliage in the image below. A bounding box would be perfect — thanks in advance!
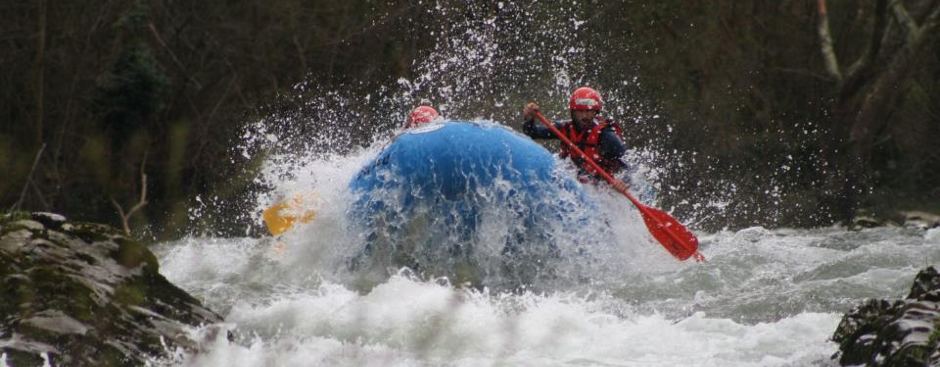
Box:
[93,44,168,134]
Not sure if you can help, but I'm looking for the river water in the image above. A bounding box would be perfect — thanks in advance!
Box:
[150,145,940,366]
[147,4,940,365]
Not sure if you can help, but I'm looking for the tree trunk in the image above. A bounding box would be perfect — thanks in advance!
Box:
[817,0,940,222]
[34,0,47,147]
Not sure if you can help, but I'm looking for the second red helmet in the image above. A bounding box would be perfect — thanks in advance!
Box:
[405,106,440,128]
[568,87,603,112]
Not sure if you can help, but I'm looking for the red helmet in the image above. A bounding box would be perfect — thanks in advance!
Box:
[405,106,440,128]
[568,87,603,111]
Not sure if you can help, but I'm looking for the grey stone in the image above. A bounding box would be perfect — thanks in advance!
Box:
[0,212,224,366]
[833,266,940,366]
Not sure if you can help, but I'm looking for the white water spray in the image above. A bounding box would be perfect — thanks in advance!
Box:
[153,3,940,366]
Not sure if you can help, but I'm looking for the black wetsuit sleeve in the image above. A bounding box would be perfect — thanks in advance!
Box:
[523,118,566,139]
[598,128,628,174]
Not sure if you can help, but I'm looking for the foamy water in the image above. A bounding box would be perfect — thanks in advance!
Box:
[153,226,940,367]
[143,3,940,365]
[148,146,940,366]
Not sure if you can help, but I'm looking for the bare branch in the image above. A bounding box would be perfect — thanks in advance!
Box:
[33,0,46,146]
[218,57,252,110]
[890,0,918,43]
[924,2,940,30]
[292,35,308,72]
[110,152,149,236]
[206,76,236,125]
[126,174,148,221]
[846,0,889,80]
[110,197,127,233]
[10,143,46,213]
[886,2,940,57]
[147,22,202,89]
[842,2,940,178]
[29,179,49,209]
[816,0,842,81]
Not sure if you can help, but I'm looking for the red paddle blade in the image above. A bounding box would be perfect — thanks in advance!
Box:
[638,205,703,261]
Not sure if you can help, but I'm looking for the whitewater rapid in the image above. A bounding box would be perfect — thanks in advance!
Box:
[150,146,940,366]
[153,227,940,366]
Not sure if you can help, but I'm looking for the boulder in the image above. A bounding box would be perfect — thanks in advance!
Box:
[0,212,222,366]
[832,266,940,366]
[900,211,940,230]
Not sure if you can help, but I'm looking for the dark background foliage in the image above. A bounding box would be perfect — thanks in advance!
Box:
[2,0,938,239]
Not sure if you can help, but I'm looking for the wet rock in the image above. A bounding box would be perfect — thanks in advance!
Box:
[732,226,772,243]
[852,214,886,229]
[0,213,223,366]
[832,266,940,366]
[900,211,940,230]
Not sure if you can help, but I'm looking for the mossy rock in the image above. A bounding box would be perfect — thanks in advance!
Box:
[833,266,940,366]
[0,212,223,366]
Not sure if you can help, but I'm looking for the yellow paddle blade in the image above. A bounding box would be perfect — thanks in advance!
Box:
[262,194,317,236]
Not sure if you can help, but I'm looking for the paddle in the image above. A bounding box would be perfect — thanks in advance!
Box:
[262,194,317,236]
[533,111,704,262]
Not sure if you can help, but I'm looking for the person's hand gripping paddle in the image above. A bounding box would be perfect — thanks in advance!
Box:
[534,111,704,261]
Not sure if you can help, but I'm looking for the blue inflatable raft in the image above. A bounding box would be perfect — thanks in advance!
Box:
[347,121,606,287]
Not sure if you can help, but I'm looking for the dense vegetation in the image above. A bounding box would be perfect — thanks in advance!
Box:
[2,0,938,238]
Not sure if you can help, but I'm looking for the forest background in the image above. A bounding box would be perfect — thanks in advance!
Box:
[2,0,938,240]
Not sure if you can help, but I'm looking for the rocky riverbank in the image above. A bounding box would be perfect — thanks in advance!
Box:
[853,210,940,230]
[833,266,940,366]
[0,213,223,366]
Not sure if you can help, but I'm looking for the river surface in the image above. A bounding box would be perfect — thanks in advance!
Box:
[148,5,940,364]
[150,145,940,367]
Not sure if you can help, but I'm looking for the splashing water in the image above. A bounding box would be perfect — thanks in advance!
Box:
[151,3,940,366]
[156,133,940,365]
[153,221,940,366]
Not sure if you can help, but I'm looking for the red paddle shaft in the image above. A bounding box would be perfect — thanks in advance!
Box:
[533,111,704,262]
